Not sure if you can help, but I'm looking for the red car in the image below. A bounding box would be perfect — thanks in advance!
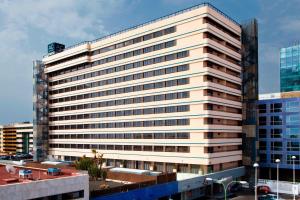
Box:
[257,185,271,194]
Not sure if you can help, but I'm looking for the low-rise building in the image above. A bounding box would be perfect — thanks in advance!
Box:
[0,162,89,200]
[257,92,300,180]
[0,122,33,154]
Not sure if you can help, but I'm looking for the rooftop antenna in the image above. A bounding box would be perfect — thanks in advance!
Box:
[5,165,16,175]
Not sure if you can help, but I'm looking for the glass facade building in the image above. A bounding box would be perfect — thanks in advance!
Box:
[280,44,300,92]
[258,97,300,170]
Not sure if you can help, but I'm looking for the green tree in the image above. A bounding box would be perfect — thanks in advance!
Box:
[88,164,102,180]
[75,156,94,171]
[75,151,106,181]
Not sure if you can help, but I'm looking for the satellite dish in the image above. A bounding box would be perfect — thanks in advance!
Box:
[5,165,16,174]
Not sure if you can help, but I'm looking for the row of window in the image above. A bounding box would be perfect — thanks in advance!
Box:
[259,141,300,151]
[48,49,188,90]
[49,105,189,121]
[258,101,300,113]
[48,26,176,69]
[49,132,190,139]
[49,64,188,95]
[49,143,190,153]
[49,91,189,113]
[259,154,300,165]
[258,103,282,113]
[259,115,300,126]
[259,116,281,125]
[50,41,177,87]
[259,129,283,138]
[49,119,190,130]
[259,128,300,139]
[50,77,189,104]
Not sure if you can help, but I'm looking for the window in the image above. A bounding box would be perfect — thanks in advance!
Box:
[286,101,300,112]
[165,40,175,48]
[143,33,152,41]
[165,132,176,139]
[177,132,189,139]
[143,146,153,151]
[165,146,176,152]
[271,141,282,151]
[286,114,300,125]
[287,142,300,151]
[286,128,300,138]
[154,133,164,139]
[124,145,132,151]
[154,146,164,152]
[259,129,267,138]
[270,103,282,112]
[133,146,142,151]
[177,146,189,152]
[270,129,282,138]
[259,141,266,150]
[260,154,267,162]
[133,133,142,139]
[270,116,282,125]
[258,104,266,113]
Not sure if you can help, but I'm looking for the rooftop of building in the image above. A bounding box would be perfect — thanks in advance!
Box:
[43,2,240,58]
[259,91,300,100]
[0,161,80,186]
[0,122,33,129]
[90,167,176,197]
[280,42,300,51]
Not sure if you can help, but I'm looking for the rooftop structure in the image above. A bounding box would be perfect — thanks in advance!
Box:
[0,162,89,199]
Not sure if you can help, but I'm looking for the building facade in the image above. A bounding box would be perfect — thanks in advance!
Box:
[0,163,89,200]
[280,44,300,92]
[34,3,256,174]
[258,93,300,179]
[0,123,33,154]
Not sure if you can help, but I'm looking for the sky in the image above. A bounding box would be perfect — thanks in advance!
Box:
[0,0,299,124]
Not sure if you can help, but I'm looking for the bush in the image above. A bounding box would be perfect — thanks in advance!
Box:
[88,164,102,180]
[75,153,106,181]
[75,156,94,171]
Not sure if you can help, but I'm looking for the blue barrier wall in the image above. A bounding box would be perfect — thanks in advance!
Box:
[92,181,178,200]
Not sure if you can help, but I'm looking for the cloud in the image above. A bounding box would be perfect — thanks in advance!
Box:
[0,0,126,41]
[280,18,300,32]
[0,0,126,124]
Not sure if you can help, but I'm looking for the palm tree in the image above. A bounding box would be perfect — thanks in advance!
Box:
[91,149,97,159]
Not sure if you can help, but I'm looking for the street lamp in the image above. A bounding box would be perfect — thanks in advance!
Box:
[253,163,259,200]
[204,177,248,200]
[292,156,296,200]
[275,159,280,200]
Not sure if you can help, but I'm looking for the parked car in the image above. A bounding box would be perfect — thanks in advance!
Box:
[257,185,271,194]
[14,154,33,160]
[0,155,10,160]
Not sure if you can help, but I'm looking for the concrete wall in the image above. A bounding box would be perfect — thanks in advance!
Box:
[0,173,89,200]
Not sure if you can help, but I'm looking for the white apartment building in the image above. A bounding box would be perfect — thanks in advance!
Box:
[37,4,243,174]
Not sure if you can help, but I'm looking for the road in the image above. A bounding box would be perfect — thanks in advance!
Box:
[230,192,300,200]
